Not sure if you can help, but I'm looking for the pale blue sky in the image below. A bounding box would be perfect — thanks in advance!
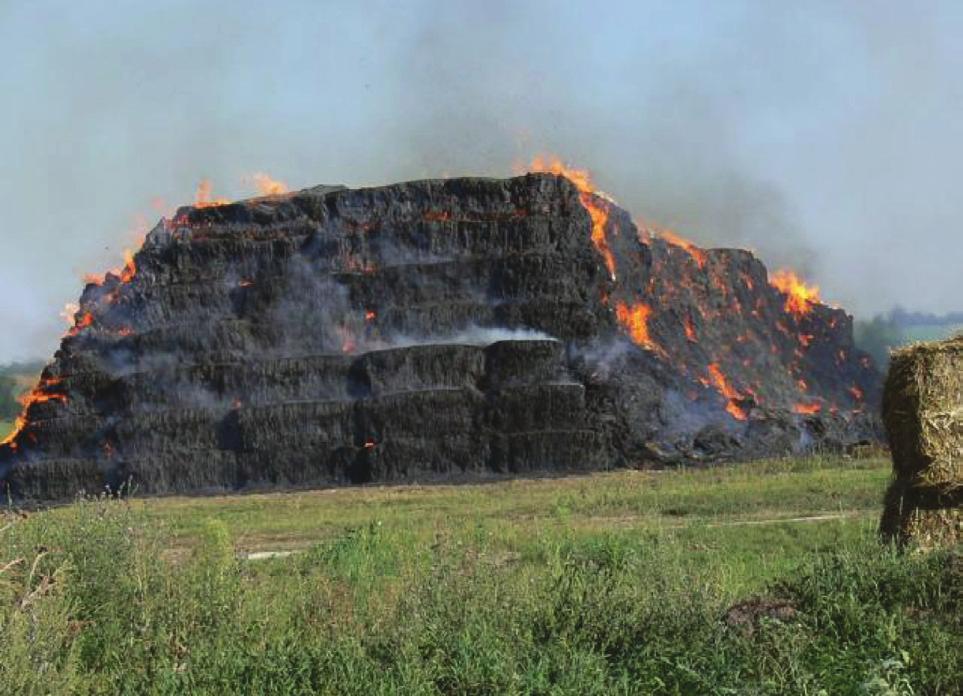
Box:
[1,1,961,361]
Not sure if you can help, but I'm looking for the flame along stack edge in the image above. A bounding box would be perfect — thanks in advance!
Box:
[1,173,881,499]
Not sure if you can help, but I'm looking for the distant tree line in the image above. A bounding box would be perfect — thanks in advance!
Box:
[854,305,963,370]
[0,374,18,419]
[888,306,963,327]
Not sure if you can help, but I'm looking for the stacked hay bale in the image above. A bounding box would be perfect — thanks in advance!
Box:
[881,335,962,547]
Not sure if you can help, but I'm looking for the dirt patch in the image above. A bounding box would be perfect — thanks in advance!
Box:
[724,597,799,637]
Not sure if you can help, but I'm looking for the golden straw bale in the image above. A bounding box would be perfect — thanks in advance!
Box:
[882,336,963,489]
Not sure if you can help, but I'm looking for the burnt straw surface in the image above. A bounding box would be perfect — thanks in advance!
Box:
[1,174,881,499]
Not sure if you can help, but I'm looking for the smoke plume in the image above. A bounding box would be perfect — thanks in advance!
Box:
[1,1,961,362]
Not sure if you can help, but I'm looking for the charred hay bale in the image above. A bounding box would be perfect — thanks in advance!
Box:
[12,415,106,459]
[236,401,355,450]
[5,457,106,501]
[490,429,609,473]
[482,339,566,387]
[355,388,482,440]
[485,383,589,432]
[881,335,963,545]
[350,434,488,483]
[352,344,485,396]
[112,450,241,494]
[236,445,352,487]
[882,336,963,488]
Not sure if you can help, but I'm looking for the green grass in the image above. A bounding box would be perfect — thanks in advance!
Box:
[2,456,960,694]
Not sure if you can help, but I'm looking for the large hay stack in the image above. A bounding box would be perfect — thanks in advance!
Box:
[0,175,881,499]
[881,335,963,546]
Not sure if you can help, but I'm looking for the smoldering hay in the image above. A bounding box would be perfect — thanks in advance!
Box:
[0,169,882,499]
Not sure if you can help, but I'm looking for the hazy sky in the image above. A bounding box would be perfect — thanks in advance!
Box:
[1,1,961,362]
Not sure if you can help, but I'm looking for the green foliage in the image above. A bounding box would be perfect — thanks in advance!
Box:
[0,463,960,694]
[0,374,19,420]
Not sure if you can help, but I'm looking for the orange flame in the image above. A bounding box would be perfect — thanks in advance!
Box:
[250,172,289,196]
[364,310,376,322]
[849,384,864,402]
[1,376,68,449]
[119,249,136,283]
[615,301,664,356]
[16,377,66,408]
[684,313,698,342]
[793,402,822,415]
[528,156,617,280]
[660,230,708,269]
[68,311,95,337]
[195,179,230,208]
[363,439,376,449]
[706,363,749,421]
[769,269,820,319]
[0,416,24,449]
[82,247,138,288]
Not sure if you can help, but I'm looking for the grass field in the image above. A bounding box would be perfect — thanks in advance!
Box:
[2,456,961,694]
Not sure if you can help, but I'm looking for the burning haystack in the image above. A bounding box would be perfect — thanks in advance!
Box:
[1,166,881,499]
[881,335,963,546]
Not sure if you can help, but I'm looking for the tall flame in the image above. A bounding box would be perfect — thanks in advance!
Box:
[528,156,617,280]
[1,376,68,450]
[615,301,665,356]
[119,249,136,283]
[194,179,231,208]
[660,230,708,269]
[684,313,698,342]
[250,172,289,196]
[769,269,820,319]
[79,249,138,289]
[67,311,94,337]
[706,363,749,421]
